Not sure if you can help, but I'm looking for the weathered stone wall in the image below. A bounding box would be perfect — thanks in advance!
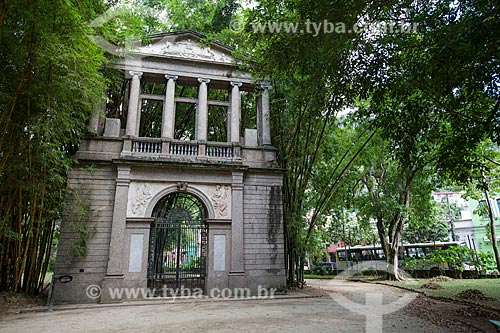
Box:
[243,172,286,292]
[53,163,116,303]
[54,164,285,302]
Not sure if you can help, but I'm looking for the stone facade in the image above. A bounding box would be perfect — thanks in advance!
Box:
[53,31,286,303]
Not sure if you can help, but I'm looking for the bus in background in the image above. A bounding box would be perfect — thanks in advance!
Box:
[332,241,468,275]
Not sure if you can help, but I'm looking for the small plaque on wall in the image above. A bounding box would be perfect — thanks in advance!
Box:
[213,235,226,271]
[129,234,143,273]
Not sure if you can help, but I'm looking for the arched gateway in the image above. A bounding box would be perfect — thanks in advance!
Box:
[148,193,208,293]
[53,31,286,304]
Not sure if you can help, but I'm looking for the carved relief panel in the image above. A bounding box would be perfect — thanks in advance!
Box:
[126,182,232,219]
[210,185,232,218]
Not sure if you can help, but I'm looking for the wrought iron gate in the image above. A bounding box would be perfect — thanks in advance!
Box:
[148,197,207,294]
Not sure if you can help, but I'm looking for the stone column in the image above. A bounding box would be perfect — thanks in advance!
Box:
[229,171,246,289]
[125,71,143,137]
[162,75,178,139]
[260,84,272,146]
[197,78,210,142]
[230,81,242,143]
[101,165,131,302]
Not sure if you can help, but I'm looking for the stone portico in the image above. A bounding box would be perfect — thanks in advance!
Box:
[53,31,286,303]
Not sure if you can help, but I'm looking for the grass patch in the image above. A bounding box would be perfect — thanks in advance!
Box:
[305,273,385,280]
[304,274,336,279]
[386,278,500,309]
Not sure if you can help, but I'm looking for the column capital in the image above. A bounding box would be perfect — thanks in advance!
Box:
[232,171,244,184]
[128,71,143,78]
[165,74,179,81]
[230,81,243,88]
[261,83,272,90]
[198,77,211,84]
[116,165,131,180]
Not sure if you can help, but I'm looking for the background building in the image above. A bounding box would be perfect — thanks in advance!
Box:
[432,191,500,253]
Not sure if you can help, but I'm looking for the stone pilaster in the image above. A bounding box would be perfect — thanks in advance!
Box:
[230,81,242,144]
[197,78,210,142]
[125,71,143,137]
[101,165,131,302]
[162,74,178,140]
[260,84,272,146]
[229,171,246,289]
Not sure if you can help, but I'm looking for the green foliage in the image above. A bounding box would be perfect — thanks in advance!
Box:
[403,201,449,243]
[92,3,153,47]
[120,0,241,36]
[163,0,239,33]
[352,1,500,184]
[338,0,499,279]
[305,121,378,249]
[400,257,420,271]
[457,141,500,272]
[476,251,499,274]
[94,0,500,286]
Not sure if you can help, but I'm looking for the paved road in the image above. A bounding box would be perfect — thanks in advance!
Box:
[0,280,451,333]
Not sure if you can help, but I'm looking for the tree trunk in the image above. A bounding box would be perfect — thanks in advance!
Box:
[377,217,402,280]
[483,184,500,273]
[386,247,400,280]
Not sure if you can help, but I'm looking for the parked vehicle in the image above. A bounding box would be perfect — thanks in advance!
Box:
[311,262,336,273]
[333,241,470,276]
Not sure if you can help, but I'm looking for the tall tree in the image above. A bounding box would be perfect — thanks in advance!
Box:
[348,124,438,279]
[237,0,379,286]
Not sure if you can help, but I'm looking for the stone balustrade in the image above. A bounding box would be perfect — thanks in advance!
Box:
[131,137,162,154]
[128,137,237,159]
[169,140,199,156]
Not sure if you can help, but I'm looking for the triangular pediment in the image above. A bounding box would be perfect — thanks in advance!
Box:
[134,30,234,65]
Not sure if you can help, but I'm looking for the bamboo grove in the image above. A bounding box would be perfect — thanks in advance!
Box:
[0,0,106,294]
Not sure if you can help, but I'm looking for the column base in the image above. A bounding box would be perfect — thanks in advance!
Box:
[100,274,125,303]
[120,138,133,156]
[228,271,247,291]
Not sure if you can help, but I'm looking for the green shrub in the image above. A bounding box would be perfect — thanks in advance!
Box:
[402,246,498,278]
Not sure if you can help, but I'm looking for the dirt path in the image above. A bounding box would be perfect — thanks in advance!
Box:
[0,280,488,333]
